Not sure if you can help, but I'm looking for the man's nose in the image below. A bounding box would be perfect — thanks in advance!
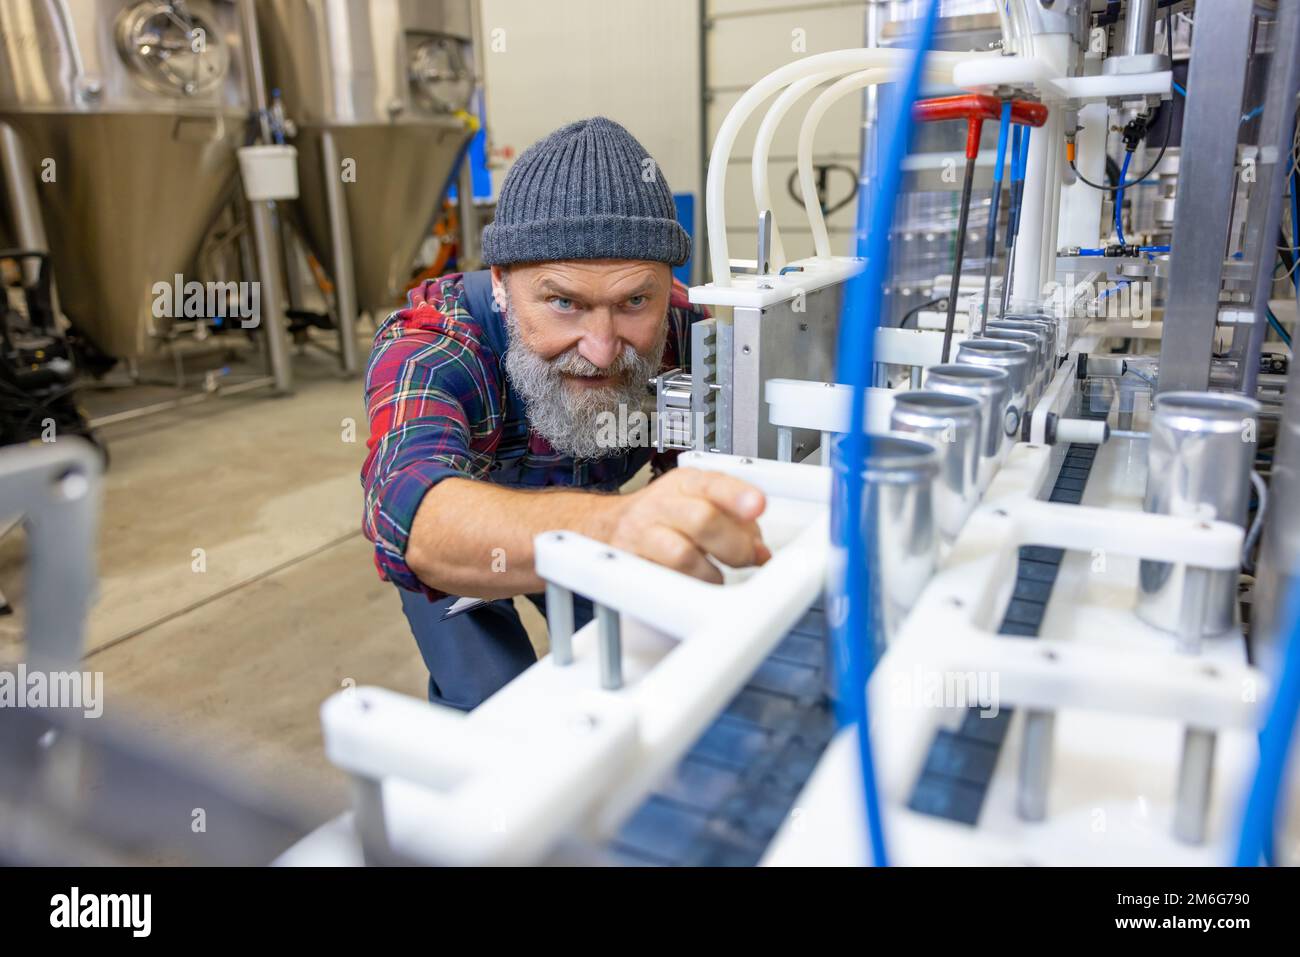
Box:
[577,310,622,369]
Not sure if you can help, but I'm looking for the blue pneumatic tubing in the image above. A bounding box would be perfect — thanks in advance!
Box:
[1235,584,1300,865]
[1013,126,1031,235]
[1075,244,1170,256]
[1005,125,1024,250]
[988,102,1013,246]
[980,101,1013,314]
[1115,150,1133,246]
[1006,125,1031,248]
[1290,169,1299,299]
[831,0,941,868]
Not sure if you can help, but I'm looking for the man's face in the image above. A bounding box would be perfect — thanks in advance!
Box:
[493,259,671,458]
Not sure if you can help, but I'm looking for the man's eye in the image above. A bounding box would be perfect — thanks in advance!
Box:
[625,295,648,308]
[549,297,576,312]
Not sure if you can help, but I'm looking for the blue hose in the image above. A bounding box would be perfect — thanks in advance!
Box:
[1235,584,1300,865]
[1006,126,1029,246]
[1115,150,1132,246]
[1004,126,1022,253]
[1267,308,1292,348]
[982,102,1013,310]
[1075,244,1169,257]
[832,0,940,868]
[1289,170,1298,299]
[983,102,1012,284]
[992,100,1012,198]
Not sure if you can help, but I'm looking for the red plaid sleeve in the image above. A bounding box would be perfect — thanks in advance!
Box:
[361,276,502,595]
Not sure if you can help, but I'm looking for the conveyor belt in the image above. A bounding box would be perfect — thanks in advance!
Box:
[609,603,835,866]
[610,384,1114,860]
[906,392,1112,825]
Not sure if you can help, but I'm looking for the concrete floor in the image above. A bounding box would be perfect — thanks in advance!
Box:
[0,339,485,834]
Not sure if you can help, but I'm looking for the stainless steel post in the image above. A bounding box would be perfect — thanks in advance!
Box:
[321,130,360,377]
[1017,709,1054,822]
[457,151,481,270]
[776,426,793,463]
[998,233,1017,319]
[0,122,56,303]
[545,582,575,666]
[1122,0,1156,58]
[1156,0,1255,393]
[238,0,293,394]
[1173,727,1216,844]
[596,603,622,690]
[1254,266,1300,677]
[1237,1,1300,396]
[247,204,293,393]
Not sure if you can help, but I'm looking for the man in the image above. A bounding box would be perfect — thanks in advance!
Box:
[362,117,770,710]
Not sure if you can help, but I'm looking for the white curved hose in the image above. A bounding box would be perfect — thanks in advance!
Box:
[796,65,952,259]
[707,48,987,285]
[751,72,842,271]
[708,49,906,286]
[995,1,1014,51]
[1010,0,1037,58]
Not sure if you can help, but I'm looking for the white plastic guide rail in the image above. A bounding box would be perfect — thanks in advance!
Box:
[765,441,1268,867]
[314,453,832,865]
[895,495,1255,728]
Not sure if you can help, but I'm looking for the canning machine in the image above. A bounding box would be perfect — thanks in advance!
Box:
[288,0,1300,867]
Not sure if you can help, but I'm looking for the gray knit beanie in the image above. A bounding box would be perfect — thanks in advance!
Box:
[482,116,691,267]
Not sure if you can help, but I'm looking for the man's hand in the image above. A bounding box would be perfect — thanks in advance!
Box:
[605,468,770,584]
[405,468,770,599]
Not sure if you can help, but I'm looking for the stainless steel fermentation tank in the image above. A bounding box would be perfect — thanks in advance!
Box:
[254,0,476,369]
[0,0,248,359]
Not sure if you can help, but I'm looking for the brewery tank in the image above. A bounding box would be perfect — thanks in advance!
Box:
[254,0,476,320]
[0,0,249,359]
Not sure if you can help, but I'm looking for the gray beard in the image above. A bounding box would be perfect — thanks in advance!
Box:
[500,287,668,460]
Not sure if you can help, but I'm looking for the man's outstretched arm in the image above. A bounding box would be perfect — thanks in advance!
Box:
[406,468,771,599]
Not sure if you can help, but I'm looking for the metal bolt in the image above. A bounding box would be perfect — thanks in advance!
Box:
[53,468,88,502]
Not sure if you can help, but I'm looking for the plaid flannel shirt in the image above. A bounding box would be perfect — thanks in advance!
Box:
[362,270,704,597]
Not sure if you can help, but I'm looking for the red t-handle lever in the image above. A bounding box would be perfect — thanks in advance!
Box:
[1010,100,1049,129]
[913,94,1000,160]
[913,95,1050,159]
[912,94,1051,365]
